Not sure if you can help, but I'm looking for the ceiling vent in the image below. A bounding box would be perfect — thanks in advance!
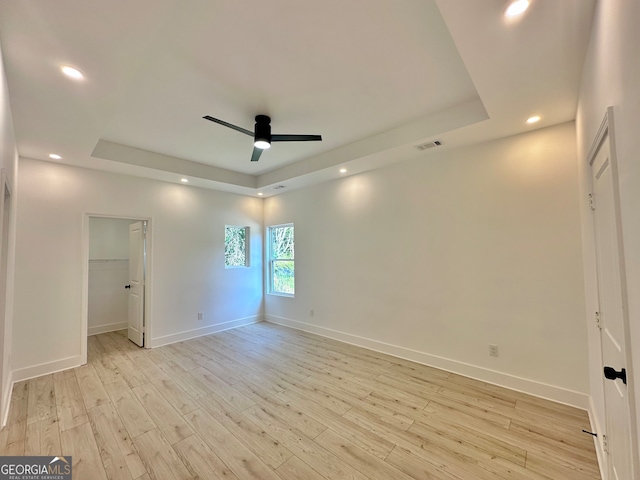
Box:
[414,140,442,151]
[271,185,287,190]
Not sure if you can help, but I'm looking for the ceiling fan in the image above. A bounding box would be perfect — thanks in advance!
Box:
[203,114,322,162]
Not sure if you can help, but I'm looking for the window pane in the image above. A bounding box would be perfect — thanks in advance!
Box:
[271,226,294,260]
[273,260,294,294]
[225,226,247,267]
[268,224,294,296]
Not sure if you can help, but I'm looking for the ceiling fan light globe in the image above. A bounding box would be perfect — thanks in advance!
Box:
[254,140,271,149]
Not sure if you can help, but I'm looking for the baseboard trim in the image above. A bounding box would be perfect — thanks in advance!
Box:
[588,395,607,479]
[11,355,84,385]
[88,322,128,336]
[265,314,589,409]
[1,369,13,429]
[149,315,263,348]
[4,356,85,427]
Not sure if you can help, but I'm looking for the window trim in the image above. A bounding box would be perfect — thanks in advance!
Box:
[224,225,250,268]
[267,223,294,297]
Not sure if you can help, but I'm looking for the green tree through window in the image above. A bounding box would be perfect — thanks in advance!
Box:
[269,224,294,295]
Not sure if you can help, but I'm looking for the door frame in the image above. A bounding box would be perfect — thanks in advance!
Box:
[0,169,12,427]
[587,106,638,477]
[81,213,153,364]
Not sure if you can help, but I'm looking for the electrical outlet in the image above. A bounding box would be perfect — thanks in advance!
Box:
[489,344,499,357]
[310,309,315,317]
[197,312,204,321]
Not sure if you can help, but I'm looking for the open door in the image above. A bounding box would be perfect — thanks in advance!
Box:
[590,112,634,479]
[127,221,145,347]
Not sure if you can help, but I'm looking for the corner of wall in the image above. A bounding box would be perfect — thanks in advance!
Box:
[148,315,263,348]
[0,41,19,432]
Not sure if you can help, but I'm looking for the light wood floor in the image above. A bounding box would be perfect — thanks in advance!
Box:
[0,322,600,479]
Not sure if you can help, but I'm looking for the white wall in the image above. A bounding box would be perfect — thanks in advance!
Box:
[576,0,640,468]
[0,44,18,425]
[12,159,263,379]
[88,217,136,335]
[88,260,129,336]
[265,122,589,406]
[89,217,135,260]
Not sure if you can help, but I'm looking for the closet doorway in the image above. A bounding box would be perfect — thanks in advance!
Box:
[82,215,152,361]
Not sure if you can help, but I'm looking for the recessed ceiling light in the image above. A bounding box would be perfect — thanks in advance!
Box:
[60,65,85,80]
[526,115,541,124]
[49,153,62,160]
[180,178,189,183]
[339,168,347,173]
[257,192,264,196]
[505,0,530,17]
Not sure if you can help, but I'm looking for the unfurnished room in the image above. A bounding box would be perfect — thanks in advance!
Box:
[0,0,638,479]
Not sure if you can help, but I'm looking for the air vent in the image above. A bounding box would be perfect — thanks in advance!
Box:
[414,140,442,151]
[272,185,287,190]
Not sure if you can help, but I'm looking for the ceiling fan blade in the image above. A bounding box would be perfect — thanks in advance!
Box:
[250,146,264,162]
[271,134,322,142]
[203,115,253,136]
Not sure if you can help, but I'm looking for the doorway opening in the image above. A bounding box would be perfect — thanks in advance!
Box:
[82,215,152,363]
[588,108,636,479]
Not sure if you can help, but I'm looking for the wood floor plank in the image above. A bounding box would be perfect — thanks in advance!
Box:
[243,403,370,480]
[60,422,108,480]
[385,445,465,480]
[0,420,26,456]
[410,419,527,468]
[87,402,148,480]
[104,380,156,438]
[76,364,111,409]
[173,434,240,480]
[276,455,327,480]
[6,381,28,427]
[278,388,395,460]
[141,365,200,415]
[184,408,282,480]
[315,428,414,480]
[126,348,160,372]
[2,323,600,480]
[132,383,194,445]
[111,354,149,388]
[133,428,193,480]
[53,370,89,432]
[526,451,601,479]
[186,367,255,411]
[159,344,201,371]
[232,380,328,439]
[90,335,124,384]
[157,361,212,399]
[27,374,57,425]
[285,378,354,415]
[25,417,61,456]
[196,393,293,469]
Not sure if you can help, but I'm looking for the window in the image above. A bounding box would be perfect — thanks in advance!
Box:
[268,224,294,295]
[225,226,249,267]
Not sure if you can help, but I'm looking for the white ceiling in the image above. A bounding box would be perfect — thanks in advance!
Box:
[0,0,595,197]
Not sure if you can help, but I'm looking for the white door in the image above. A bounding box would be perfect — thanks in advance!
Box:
[127,221,145,347]
[591,130,633,480]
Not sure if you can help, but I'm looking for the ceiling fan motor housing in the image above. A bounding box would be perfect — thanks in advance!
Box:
[255,115,271,144]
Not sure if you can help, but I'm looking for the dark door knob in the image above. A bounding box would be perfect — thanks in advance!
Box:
[604,366,627,385]
[124,285,131,289]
